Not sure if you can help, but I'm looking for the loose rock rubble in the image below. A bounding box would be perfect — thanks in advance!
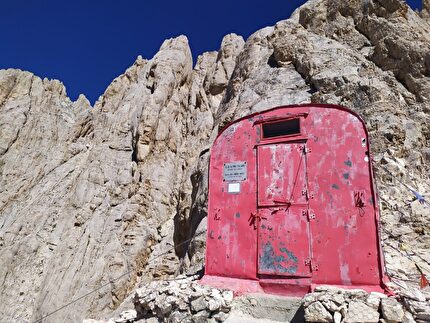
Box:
[83,275,234,323]
[302,285,430,323]
[388,281,430,323]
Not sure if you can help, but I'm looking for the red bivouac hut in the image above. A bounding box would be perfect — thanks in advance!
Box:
[201,104,387,296]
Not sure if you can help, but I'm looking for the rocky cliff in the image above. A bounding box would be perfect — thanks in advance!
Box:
[0,0,429,322]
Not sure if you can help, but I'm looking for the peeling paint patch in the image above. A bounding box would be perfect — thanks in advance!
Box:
[280,247,298,263]
[256,126,261,143]
[340,263,351,285]
[235,212,240,218]
[332,184,339,189]
[209,230,214,239]
[259,242,298,274]
[344,159,352,167]
[343,173,350,179]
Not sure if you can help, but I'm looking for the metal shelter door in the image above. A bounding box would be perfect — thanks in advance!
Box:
[256,143,311,277]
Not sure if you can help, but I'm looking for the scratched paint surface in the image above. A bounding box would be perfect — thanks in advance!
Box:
[259,242,298,274]
[257,207,311,277]
[256,143,311,277]
[258,144,307,206]
[205,104,384,293]
[306,109,381,285]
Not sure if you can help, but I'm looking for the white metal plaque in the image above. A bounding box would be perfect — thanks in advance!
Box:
[223,161,247,181]
[228,182,241,194]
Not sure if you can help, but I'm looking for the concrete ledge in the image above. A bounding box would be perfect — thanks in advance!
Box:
[226,293,304,322]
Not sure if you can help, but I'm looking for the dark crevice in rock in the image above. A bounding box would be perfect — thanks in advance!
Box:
[288,59,319,98]
[131,134,139,163]
[267,53,281,68]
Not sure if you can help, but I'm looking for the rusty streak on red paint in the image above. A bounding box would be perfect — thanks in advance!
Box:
[201,104,387,296]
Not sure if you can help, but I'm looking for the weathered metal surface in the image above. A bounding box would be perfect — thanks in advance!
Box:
[257,143,307,206]
[258,207,311,277]
[204,104,385,295]
[257,143,311,277]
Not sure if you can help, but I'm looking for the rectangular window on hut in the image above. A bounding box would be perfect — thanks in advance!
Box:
[262,118,300,139]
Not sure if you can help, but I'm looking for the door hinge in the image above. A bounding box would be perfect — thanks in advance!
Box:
[298,145,311,154]
[301,189,314,200]
[302,209,315,221]
[301,189,307,197]
[305,259,318,271]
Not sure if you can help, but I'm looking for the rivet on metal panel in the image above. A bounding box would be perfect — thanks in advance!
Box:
[308,210,316,221]
[311,264,319,271]
[304,259,311,266]
[301,210,307,217]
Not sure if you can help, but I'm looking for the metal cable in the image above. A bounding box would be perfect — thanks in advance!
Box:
[374,164,428,206]
[31,231,205,323]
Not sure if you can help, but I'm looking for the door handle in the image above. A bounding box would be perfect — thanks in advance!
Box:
[273,198,291,206]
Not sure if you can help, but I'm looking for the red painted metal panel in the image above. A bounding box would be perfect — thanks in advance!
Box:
[203,104,386,296]
[257,143,307,206]
[205,121,258,279]
[256,143,311,277]
[257,207,311,277]
[305,109,381,285]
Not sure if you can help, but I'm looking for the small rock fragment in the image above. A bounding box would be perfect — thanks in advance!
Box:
[208,299,221,311]
[401,311,416,323]
[344,300,380,323]
[191,296,207,313]
[381,297,405,323]
[304,301,333,322]
[333,311,342,323]
[192,310,210,323]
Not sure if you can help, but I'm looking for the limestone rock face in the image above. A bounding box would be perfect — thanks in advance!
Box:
[0,33,242,322]
[1,0,429,322]
[422,0,430,20]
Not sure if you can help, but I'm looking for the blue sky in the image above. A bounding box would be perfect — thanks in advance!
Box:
[0,0,423,104]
